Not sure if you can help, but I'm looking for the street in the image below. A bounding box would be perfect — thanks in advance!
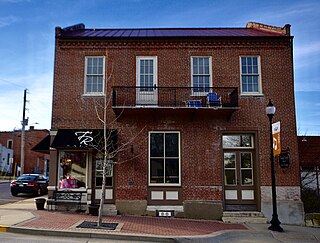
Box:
[0,232,158,243]
[0,182,32,205]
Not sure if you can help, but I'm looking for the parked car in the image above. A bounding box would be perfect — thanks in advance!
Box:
[10,174,49,197]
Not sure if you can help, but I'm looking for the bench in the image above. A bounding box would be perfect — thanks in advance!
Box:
[48,190,83,211]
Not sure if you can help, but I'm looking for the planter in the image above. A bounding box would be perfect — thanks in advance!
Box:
[35,198,46,210]
[88,204,99,216]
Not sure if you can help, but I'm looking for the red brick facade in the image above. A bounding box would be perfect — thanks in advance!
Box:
[0,127,49,175]
[49,23,303,223]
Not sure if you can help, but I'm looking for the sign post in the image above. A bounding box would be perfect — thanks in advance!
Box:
[272,121,281,156]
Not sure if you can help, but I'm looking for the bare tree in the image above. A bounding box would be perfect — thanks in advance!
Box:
[79,54,145,226]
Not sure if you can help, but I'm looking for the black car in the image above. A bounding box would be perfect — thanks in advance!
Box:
[10,174,49,197]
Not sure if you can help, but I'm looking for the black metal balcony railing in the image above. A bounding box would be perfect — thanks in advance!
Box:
[112,86,238,108]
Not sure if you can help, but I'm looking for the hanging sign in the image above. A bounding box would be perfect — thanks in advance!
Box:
[279,152,290,168]
[272,121,281,156]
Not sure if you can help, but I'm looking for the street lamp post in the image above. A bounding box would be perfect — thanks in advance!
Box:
[266,99,283,232]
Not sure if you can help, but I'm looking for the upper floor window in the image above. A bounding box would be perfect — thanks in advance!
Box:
[84,57,105,95]
[240,56,262,95]
[7,140,13,149]
[191,57,212,95]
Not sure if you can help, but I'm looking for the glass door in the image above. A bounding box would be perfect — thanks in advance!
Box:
[136,57,158,106]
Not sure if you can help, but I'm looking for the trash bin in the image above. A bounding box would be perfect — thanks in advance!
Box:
[88,204,99,216]
[35,198,46,210]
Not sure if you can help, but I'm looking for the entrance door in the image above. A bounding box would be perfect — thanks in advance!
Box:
[136,56,158,106]
[222,135,256,211]
[94,158,114,203]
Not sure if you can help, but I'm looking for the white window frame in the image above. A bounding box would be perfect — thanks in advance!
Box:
[191,56,212,96]
[84,56,105,96]
[136,56,158,105]
[57,150,88,190]
[148,131,181,186]
[136,56,158,88]
[7,139,13,149]
[239,56,262,95]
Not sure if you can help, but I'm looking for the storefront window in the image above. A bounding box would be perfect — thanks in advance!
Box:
[59,151,87,189]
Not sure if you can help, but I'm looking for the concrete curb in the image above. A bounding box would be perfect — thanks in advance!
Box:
[8,226,177,242]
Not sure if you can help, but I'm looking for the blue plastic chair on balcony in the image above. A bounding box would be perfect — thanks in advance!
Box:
[187,100,202,107]
[207,92,222,107]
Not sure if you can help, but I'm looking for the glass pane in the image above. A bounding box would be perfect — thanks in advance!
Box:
[165,159,179,183]
[96,160,103,170]
[59,151,86,188]
[224,152,236,168]
[223,135,253,148]
[225,170,236,185]
[241,135,252,147]
[241,170,253,185]
[150,133,164,157]
[223,136,241,148]
[253,57,257,65]
[241,153,252,168]
[150,159,164,183]
[165,133,178,157]
[241,57,246,65]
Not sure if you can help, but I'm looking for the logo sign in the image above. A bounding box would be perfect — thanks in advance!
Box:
[75,131,93,146]
[272,121,281,156]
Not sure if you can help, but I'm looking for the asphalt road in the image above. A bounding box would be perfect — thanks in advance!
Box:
[0,182,32,205]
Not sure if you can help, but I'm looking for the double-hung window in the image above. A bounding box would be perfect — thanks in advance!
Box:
[149,132,180,186]
[191,57,212,95]
[240,56,262,94]
[84,57,105,95]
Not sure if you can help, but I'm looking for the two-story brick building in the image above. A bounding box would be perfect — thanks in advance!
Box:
[49,22,304,224]
[0,127,50,176]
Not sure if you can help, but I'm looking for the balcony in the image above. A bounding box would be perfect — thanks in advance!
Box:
[112,86,239,120]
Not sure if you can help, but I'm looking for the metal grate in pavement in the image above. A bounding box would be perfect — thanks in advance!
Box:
[76,221,118,230]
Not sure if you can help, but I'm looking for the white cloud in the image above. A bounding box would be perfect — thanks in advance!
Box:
[0,16,19,28]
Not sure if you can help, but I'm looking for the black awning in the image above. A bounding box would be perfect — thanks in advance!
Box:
[31,135,51,154]
[51,129,117,151]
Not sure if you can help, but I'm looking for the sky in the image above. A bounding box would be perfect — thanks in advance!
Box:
[0,0,319,135]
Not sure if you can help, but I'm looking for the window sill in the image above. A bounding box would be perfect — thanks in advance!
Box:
[82,93,105,97]
[149,184,181,187]
[240,94,264,98]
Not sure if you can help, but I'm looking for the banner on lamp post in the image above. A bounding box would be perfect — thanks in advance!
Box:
[272,121,281,156]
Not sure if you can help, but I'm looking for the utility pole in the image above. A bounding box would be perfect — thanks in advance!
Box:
[20,89,28,175]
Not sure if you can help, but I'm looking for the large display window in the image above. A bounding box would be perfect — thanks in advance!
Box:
[58,151,87,189]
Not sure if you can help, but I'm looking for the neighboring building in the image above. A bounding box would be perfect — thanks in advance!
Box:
[298,136,320,191]
[49,22,304,224]
[0,144,13,175]
[0,127,50,176]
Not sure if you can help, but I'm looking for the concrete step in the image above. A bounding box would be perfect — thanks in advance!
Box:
[222,211,268,224]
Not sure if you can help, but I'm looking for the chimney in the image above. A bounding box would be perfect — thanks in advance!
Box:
[30,126,34,131]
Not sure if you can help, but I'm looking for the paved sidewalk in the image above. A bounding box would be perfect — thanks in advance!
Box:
[0,197,319,242]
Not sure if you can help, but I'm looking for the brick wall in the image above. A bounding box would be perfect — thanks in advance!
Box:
[52,36,299,201]
[0,129,49,174]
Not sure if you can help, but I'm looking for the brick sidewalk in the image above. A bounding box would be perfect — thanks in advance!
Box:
[19,210,247,236]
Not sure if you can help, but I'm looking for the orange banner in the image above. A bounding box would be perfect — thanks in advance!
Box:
[272,121,281,156]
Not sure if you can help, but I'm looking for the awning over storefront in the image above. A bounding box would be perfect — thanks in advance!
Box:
[51,129,117,151]
[31,135,51,154]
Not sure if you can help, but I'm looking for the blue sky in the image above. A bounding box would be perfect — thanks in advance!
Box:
[0,0,319,135]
